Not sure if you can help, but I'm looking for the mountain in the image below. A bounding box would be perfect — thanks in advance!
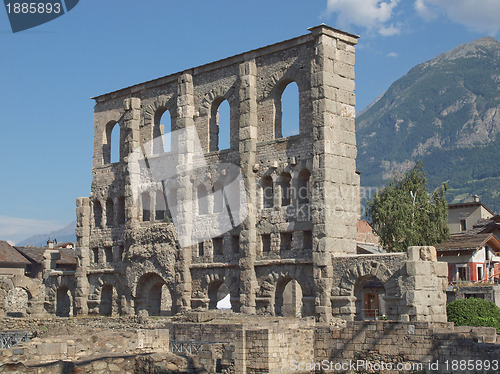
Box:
[16,221,76,247]
[356,37,500,213]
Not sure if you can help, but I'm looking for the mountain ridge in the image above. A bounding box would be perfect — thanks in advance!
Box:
[356,37,500,213]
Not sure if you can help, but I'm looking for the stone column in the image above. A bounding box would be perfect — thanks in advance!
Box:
[401,246,448,322]
[173,71,195,312]
[74,196,90,315]
[309,25,359,322]
[238,59,259,314]
[122,97,142,315]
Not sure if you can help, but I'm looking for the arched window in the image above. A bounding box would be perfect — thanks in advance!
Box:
[276,81,300,138]
[141,192,151,222]
[94,200,102,228]
[213,181,225,214]
[104,121,120,164]
[298,169,311,205]
[262,176,273,208]
[197,184,209,215]
[106,198,114,227]
[210,99,231,152]
[279,172,291,206]
[154,109,172,154]
[117,196,125,225]
[155,189,167,221]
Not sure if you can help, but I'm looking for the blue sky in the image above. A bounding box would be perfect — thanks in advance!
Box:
[1,0,499,243]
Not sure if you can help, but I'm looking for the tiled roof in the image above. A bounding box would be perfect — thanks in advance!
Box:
[0,241,30,265]
[435,233,500,252]
[14,246,76,266]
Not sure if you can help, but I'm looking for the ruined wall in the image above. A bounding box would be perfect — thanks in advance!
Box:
[75,24,361,322]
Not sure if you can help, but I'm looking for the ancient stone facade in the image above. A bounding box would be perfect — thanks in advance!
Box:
[72,25,448,323]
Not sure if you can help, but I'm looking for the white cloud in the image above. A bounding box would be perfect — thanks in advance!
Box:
[414,0,437,20]
[415,0,500,35]
[325,0,401,36]
[387,52,399,57]
[379,24,401,36]
[0,215,64,244]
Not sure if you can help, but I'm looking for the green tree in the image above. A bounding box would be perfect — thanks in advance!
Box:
[367,162,449,252]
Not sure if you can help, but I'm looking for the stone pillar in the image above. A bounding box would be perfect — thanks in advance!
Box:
[173,71,195,312]
[238,59,259,314]
[74,196,90,315]
[309,25,359,322]
[401,246,448,322]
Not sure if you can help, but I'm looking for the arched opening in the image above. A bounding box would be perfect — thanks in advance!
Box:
[298,169,311,205]
[117,196,126,225]
[154,109,172,154]
[155,189,167,221]
[94,200,102,229]
[208,281,232,310]
[275,278,303,317]
[5,287,29,317]
[106,198,114,227]
[354,276,386,321]
[210,99,231,152]
[262,176,273,208]
[279,172,291,206]
[135,273,174,316]
[99,284,114,316]
[197,184,209,215]
[56,286,72,317]
[141,192,151,222]
[212,181,225,214]
[277,81,299,138]
[105,121,121,164]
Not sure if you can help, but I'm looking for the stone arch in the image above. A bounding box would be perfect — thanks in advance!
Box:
[258,268,312,317]
[337,260,396,320]
[261,174,274,209]
[56,286,73,317]
[135,272,174,316]
[143,95,176,155]
[98,284,114,316]
[103,120,123,164]
[278,171,292,206]
[275,277,303,317]
[354,275,386,320]
[198,85,236,117]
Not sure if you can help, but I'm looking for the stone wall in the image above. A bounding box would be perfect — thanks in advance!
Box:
[75,24,362,323]
[1,316,499,373]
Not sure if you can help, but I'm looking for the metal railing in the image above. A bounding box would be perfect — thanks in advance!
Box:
[0,331,35,349]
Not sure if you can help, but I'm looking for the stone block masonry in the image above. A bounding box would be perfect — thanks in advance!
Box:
[70,24,449,325]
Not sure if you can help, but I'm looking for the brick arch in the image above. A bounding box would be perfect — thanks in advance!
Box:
[198,83,237,117]
[261,64,306,100]
[337,260,396,297]
[143,94,176,127]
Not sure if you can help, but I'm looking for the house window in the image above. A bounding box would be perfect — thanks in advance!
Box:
[457,265,470,282]
[460,219,467,232]
[92,248,99,264]
[477,265,484,281]
[198,242,204,257]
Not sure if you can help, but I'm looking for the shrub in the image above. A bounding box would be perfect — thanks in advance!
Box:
[447,298,500,331]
